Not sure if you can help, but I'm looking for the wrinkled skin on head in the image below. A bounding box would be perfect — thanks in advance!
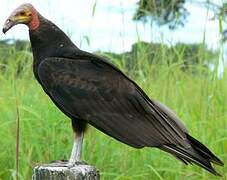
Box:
[3,3,40,33]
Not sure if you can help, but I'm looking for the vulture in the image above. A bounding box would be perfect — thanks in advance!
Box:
[3,3,223,176]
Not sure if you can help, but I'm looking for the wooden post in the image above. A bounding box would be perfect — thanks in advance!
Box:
[32,161,100,180]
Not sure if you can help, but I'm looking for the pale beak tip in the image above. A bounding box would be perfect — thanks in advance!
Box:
[2,19,14,34]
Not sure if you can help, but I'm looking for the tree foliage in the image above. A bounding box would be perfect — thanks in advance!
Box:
[133,0,227,30]
[133,0,189,29]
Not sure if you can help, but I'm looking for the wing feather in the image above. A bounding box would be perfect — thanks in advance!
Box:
[37,57,189,148]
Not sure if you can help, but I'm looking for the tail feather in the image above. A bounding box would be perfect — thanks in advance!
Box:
[161,134,223,176]
[186,134,224,166]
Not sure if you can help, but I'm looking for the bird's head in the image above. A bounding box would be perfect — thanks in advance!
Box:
[3,3,40,34]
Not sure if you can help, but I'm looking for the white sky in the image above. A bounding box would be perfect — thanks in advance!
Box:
[0,0,226,53]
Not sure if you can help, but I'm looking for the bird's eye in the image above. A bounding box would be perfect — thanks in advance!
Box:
[19,12,26,16]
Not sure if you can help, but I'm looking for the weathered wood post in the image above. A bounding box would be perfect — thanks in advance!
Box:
[32,161,100,180]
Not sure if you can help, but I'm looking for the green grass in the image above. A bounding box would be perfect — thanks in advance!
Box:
[0,45,226,180]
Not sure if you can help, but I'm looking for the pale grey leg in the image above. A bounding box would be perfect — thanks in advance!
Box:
[68,131,84,166]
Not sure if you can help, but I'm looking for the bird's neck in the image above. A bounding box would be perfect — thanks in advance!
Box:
[29,16,77,66]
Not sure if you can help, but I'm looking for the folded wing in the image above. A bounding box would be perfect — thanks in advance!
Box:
[37,56,188,148]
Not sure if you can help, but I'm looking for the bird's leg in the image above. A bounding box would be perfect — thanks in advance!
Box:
[68,130,84,166]
[67,119,86,167]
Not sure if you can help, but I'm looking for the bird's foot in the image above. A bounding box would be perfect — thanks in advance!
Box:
[38,159,88,169]
[66,162,74,168]
[48,160,87,168]
[66,160,88,168]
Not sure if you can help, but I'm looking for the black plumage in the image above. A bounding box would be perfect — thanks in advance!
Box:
[3,4,224,176]
[29,16,223,175]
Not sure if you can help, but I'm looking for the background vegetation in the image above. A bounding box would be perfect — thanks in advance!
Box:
[0,0,227,179]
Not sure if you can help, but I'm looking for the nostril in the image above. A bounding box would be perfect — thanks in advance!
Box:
[6,19,11,24]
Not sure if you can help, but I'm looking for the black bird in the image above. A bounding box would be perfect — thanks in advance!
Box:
[3,3,223,176]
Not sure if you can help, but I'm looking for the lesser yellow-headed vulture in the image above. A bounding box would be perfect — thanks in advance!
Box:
[3,3,223,176]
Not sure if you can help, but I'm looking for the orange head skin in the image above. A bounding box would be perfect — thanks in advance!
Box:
[3,3,40,34]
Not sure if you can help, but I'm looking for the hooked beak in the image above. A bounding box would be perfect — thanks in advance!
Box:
[2,18,17,34]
